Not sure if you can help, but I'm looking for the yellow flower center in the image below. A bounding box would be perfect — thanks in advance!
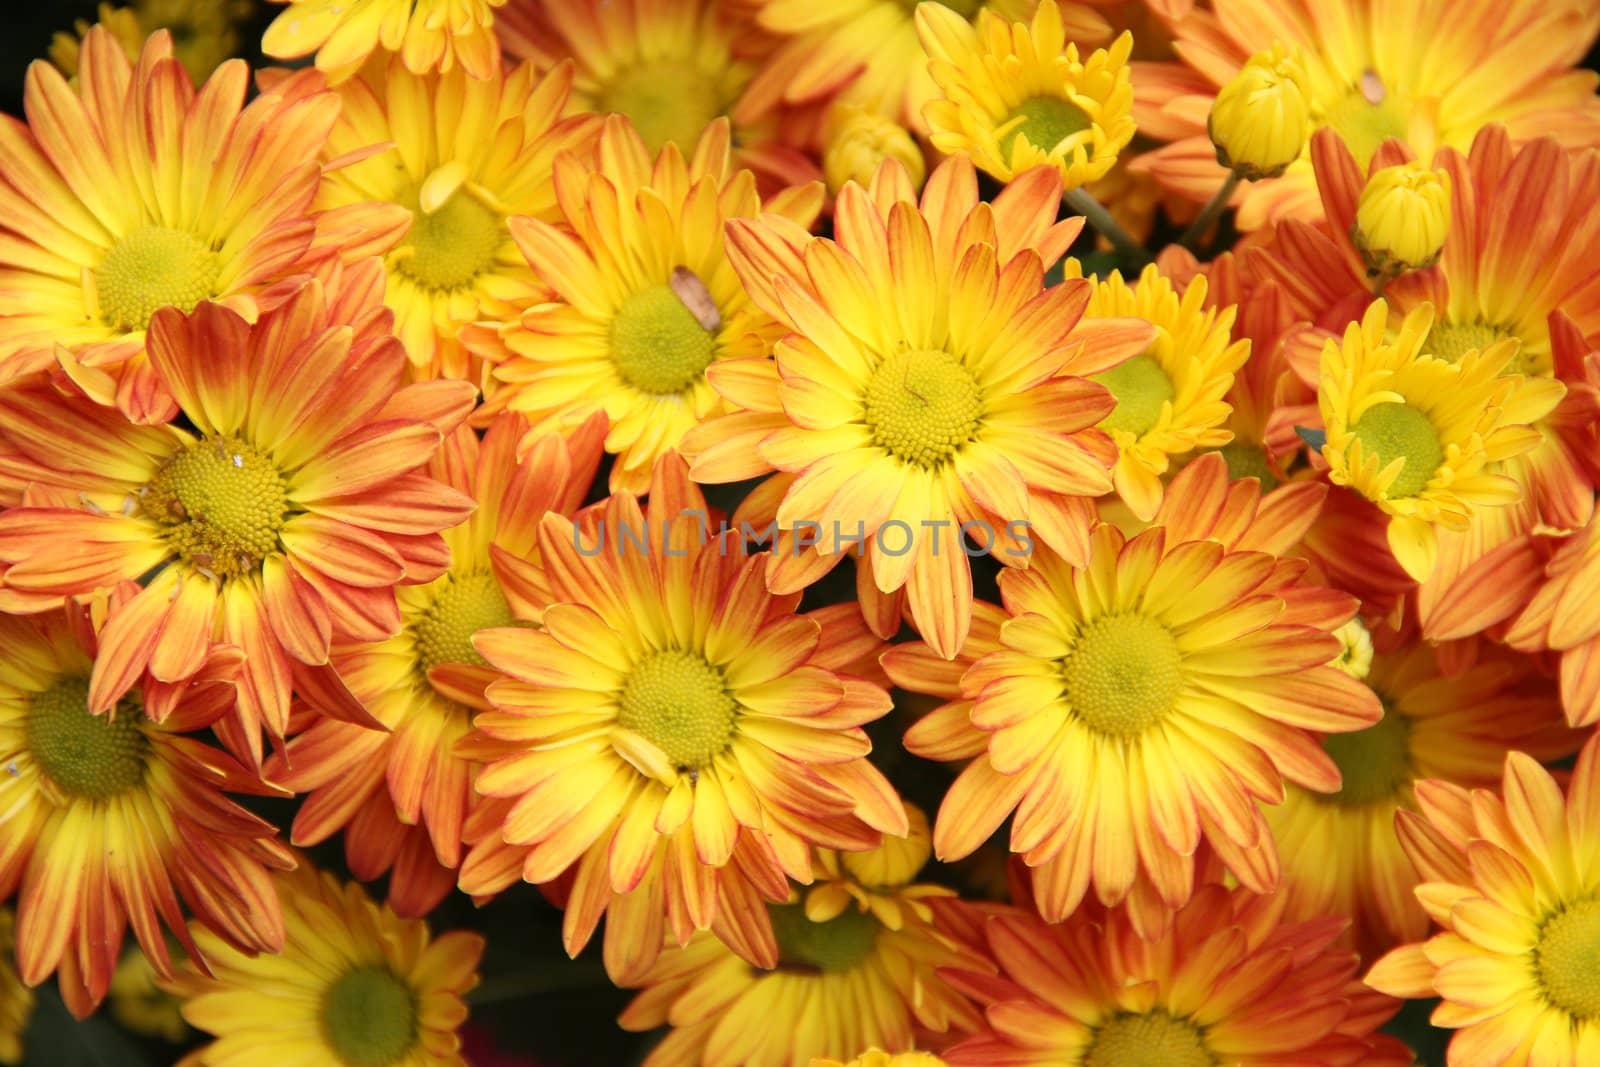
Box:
[1062,614,1184,738]
[597,60,725,156]
[610,283,719,396]
[769,901,880,973]
[1319,704,1412,807]
[26,676,149,801]
[1321,87,1410,170]
[414,572,516,672]
[1093,354,1175,436]
[321,965,419,1067]
[94,226,222,331]
[145,435,289,579]
[396,191,503,293]
[1536,900,1600,1020]
[1349,401,1442,499]
[1216,441,1279,489]
[1083,1011,1212,1067]
[617,650,738,771]
[1002,95,1093,157]
[863,348,983,467]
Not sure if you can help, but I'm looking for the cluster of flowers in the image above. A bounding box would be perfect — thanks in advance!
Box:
[2,0,1600,1065]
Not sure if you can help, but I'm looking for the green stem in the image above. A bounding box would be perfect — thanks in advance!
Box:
[1063,187,1151,271]
[1179,171,1242,252]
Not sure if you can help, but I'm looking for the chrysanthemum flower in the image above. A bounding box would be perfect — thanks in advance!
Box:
[1506,518,1600,727]
[939,886,1411,1066]
[802,804,957,932]
[886,499,1380,935]
[267,413,603,917]
[479,116,823,494]
[1266,628,1580,961]
[0,277,476,765]
[0,910,29,1066]
[1067,262,1249,519]
[822,103,926,196]
[0,28,338,423]
[919,2,1135,189]
[457,454,906,984]
[52,0,255,84]
[263,0,505,82]
[162,862,484,1067]
[1367,732,1600,1066]
[0,600,293,1017]
[683,156,1149,659]
[1133,0,1600,230]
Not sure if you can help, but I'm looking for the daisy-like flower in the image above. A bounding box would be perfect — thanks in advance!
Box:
[163,862,484,1067]
[0,599,293,1017]
[0,276,476,766]
[457,454,906,984]
[683,155,1153,659]
[52,0,255,84]
[0,911,29,1066]
[267,413,604,917]
[263,0,506,82]
[940,886,1412,1066]
[1366,732,1600,1066]
[1132,0,1600,230]
[1317,299,1560,581]
[919,2,1136,189]
[802,804,956,932]
[479,116,823,494]
[1265,627,1581,961]
[315,56,598,382]
[1067,262,1249,519]
[886,478,1381,935]
[0,28,339,423]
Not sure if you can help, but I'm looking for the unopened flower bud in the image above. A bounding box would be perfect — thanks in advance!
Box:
[1353,162,1451,278]
[823,104,925,195]
[1207,44,1312,180]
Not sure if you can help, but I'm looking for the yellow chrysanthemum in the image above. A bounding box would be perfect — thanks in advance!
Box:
[0,910,28,1066]
[823,103,926,196]
[109,945,188,1043]
[163,862,484,1067]
[53,1,254,84]
[1317,300,1562,580]
[1068,262,1250,520]
[1367,732,1600,1067]
[1208,43,1312,180]
[480,116,823,494]
[920,2,1135,189]
[802,804,957,932]
[1353,162,1452,279]
[263,0,505,82]
[315,56,598,382]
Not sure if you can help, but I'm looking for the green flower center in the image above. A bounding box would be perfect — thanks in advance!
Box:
[414,572,516,672]
[610,283,719,396]
[1216,441,1279,489]
[1536,900,1600,1021]
[768,902,880,973]
[145,435,289,579]
[1084,1011,1213,1067]
[863,348,983,468]
[1425,319,1547,376]
[1319,702,1412,807]
[617,650,739,771]
[1002,95,1093,157]
[1061,614,1184,738]
[1349,401,1442,499]
[396,191,503,293]
[597,60,725,156]
[95,226,221,331]
[1321,87,1410,170]
[321,965,419,1067]
[26,676,149,801]
[1093,353,1175,437]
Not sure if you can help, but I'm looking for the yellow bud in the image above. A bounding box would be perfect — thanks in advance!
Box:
[1353,162,1451,277]
[823,104,926,195]
[1329,618,1374,680]
[49,4,143,78]
[1207,44,1312,180]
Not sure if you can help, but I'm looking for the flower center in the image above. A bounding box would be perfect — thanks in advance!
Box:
[1320,87,1410,170]
[1093,354,1175,437]
[1318,701,1412,807]
[414,572,516,672]
[1349,401,1442,499]
[863,348,983,468]
[610,283,719,396]
[768,901,880,973]
[395,190,503,293]
[321,965,419,1067]
[617,649,739,771]
[145,435,289,579]
[1425,319,1548,376]
[1536,900,1600,1020]
[1083,1011,1213,1067]
[1002,95,1093,157]
[597,60,725,156]
[25,676,149,801]
[1061,614,1184,738]
[94,226,221,331]
[1216,441,1279,489]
